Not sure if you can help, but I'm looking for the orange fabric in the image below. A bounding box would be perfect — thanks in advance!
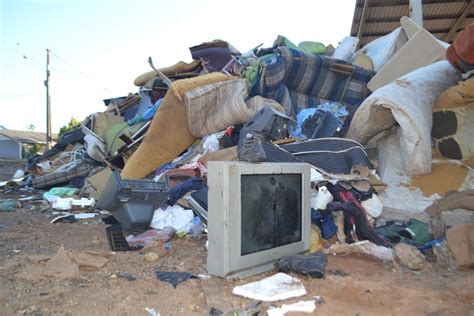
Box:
[434,77,474,110]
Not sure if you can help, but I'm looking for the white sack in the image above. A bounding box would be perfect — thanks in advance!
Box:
[347,61,461,175]
[356,27,408,72]
[332,36,359,62]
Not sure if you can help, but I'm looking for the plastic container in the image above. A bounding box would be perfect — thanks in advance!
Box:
[97,171,169,233]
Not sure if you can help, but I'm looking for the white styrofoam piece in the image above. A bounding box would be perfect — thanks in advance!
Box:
[267,300,316,316]
[368,29,447,92]
[232,273,306,302]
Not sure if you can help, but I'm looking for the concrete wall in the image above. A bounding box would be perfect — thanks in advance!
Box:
[0,139,21,159]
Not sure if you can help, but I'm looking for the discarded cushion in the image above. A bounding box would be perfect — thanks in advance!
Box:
[282,138,372,179]
[121,73,231,180]
[190,40,232,73]
[184,79,249,137]
[347,61,461,175]
[33,159,95,189]
[255,47,373,118]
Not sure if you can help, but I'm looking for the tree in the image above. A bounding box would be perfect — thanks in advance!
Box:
[23,124,41,159]
[58,117,79,137]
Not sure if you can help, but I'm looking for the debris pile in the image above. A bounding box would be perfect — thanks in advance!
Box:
[2,19,473,314]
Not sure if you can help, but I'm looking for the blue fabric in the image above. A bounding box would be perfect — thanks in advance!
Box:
[311,208,338,239]
[167,177,206,206]
[127,98,163,126]
[291,108,317,139]
[255,47,373,118]
[290,102,349,139]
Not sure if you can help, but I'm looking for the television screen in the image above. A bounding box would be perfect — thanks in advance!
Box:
[240,174,302,256]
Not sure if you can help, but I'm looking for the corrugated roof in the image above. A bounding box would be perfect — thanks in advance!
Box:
[0,129,57,144]
[351,0,474,47]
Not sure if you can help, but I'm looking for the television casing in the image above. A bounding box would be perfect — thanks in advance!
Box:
[207,161,311,278]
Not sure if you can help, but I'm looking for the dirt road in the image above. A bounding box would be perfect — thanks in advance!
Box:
[0,204,473,315]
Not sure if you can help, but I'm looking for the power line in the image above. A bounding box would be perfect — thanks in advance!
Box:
[49,50,90,78]
[49,50,112,92]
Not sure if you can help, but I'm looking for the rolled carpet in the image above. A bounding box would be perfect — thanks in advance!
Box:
[121,73,232,179]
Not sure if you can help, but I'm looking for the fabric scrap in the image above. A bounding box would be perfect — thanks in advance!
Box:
[155,271,197,288]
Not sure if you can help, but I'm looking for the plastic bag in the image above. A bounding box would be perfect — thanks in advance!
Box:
[126,227,176,247]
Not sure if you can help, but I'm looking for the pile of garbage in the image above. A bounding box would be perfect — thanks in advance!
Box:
[2,18,473,272]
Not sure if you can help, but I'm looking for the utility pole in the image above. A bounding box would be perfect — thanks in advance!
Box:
[44,48,51,150]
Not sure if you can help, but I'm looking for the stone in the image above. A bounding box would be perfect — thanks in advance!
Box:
[394,243,426,270]
[144,252,160,262]
[446,223,474,269]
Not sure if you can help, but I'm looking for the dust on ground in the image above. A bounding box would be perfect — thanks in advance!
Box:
[1,203,473,316]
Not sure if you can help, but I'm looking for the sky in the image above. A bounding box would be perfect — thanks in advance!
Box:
[0,0,356,133]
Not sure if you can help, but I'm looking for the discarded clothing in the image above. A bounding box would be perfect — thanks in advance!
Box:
[121,73,232,179]
[155,271,197,288]
[255,47,373,117]
[375,221,414,245]
[127,98,163,126]
[311,208,338,239]
[404,219,434,246]
[326,185,389,246]
[347,61,461,175]
[326,200,388,246]
[275,252,327,278]
[167,177,206,206]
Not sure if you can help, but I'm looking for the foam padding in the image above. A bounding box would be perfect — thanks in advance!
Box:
[121,73,231,179]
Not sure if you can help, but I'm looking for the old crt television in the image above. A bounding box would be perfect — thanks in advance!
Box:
[207,161,311,278]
